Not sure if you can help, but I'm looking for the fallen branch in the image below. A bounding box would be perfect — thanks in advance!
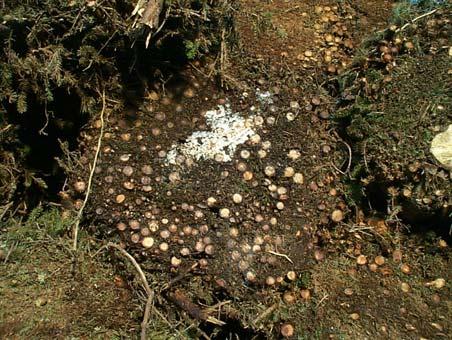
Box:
[72,90,106,251]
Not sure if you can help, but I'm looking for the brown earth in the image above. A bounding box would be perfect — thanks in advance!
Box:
[1,0,450,339]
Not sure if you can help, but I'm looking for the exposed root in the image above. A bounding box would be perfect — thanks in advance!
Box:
[331,137,352,176]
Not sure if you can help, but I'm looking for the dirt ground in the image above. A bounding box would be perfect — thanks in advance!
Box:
[1,0,450,339]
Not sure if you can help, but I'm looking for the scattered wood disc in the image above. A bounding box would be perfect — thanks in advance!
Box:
[281,323,294,338]
[356,255,367,265]
[331,209,344,222]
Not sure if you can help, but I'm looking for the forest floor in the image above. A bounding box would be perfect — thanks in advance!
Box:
[0,0,450,339]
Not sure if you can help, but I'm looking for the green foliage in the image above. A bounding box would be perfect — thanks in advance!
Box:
[252,11,274,35]
[331,4,452,215]
[0,0,236,116]
[391,1,415,25]
[0,0,237,209]
[276,27,288,39]
[4,207,74,242]
[391,0,450,25]
[184,40,201,60]
[343,178,365,207]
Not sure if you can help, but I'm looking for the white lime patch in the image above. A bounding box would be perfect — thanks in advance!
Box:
[166,104,256,165]
[256,88,273,105]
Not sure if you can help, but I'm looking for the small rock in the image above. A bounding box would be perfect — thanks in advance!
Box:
[368,263,378,272]
[314,249,324,261]
[284,167,295,177]
[293,173,304,184]
[243,171,253,181]
[286,271,297,281]
[438,239,447,248]
[311,96,321,106]
[183,87,195,98]
[283,292,296,304]
[400,264,411,274]
[350,313,360,320]
[74,181,86,193]
[35,297,47,307]
[264,166,276,177]
[290,101,300,109]
[425,278,446,289]
[286,112,296,121]
[401,282,410,293]
[287,150,301,160]
[207,197,217,206]
[147,91,159,101]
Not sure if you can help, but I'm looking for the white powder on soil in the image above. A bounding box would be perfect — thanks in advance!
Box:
[166,104,256,165]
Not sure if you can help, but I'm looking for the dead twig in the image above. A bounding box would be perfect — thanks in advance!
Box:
[331,139,352,176]
[316,293,329,308]
[253,303,278,325]
[267,250,293,264]
[363,140,369,173]
[104,242,154,340]
[162,262,198,291]
[398,9,438,32]
[341,140,352,174]
[141,0,164,29]
[152,304,188,339]
[0,202,13,221]
[3,241,18,264]
[0,124,12,133]
[106,242,152,295]
[72,90,106,251]
[220,28,226,87]
[141,292,155,340]
[330,161,346,175]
